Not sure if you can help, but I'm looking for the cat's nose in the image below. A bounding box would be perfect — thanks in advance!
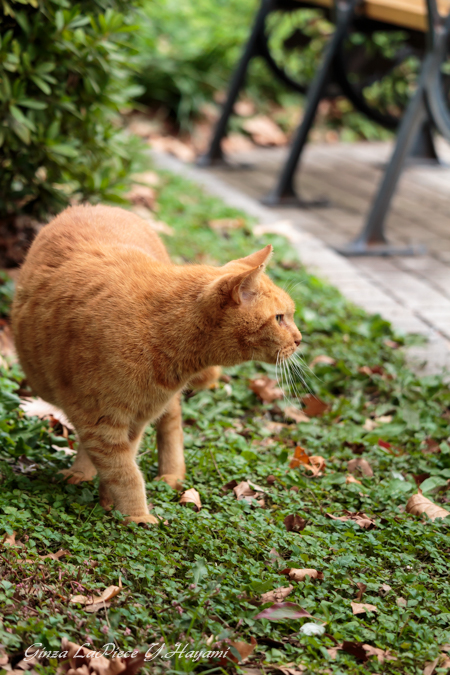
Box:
[294,332,302,347]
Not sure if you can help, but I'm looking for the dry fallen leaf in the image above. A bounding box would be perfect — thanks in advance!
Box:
[208,217,246,232]
[0,320,16,361]
[20,398,74,431]
[406,491,450,521]
[283,406,310,423]
[341,641,368,662]
[423,657,440,675]
[131,206,174,236]
[233,481,265,507]
[423,438,441,454]
[126,184,157,210]
[180,488,202,512]
[327,644,343,659]
[221,133,254,154]
[301,394,329,417]
[282,568,323,581]
[70,581,122,609]
[249,376,284,403]
[379,583,392,596]
[260,585,294,603]
[234,100,256,117]
[355,582,367,601]
[242,116,287,146]
[363,645,396,663]
[351,602,378,615]
[346,474,361,485]
[131,170,160,187]
[254,602,311,621]
[358,365,385,376]
[326,511,375,529]
[284,514,308,532]
[396,596,407,608]
[26,549,70,564]
[3,531,23,547]
[347,458,374,478]
[271,665,306,675]
[151,135,196,162]
[309,355,336,368]
[289,446,325,476]
[363,418,378,431]
[58,637,145,674]
[229,637,257,663]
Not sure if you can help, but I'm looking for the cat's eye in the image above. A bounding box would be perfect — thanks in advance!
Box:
[276,314,283,324]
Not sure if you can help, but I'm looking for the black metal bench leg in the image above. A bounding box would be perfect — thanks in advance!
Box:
[409,119,439,163]
[262,0,359,206]
[335,56,433,256]
[197,0,273,167]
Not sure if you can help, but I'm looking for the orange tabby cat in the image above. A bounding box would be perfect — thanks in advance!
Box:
[12,205,301,524]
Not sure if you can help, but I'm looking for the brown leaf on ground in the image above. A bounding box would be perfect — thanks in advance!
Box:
[301,394,329,417]
[358,365,385,376]
[347,458,374,478]
[346,475,361,485]
[242,116,287,146]
[260,585,294,603]
[58,637,146,674]
[379,583,392,596]
[406,491,450,521]
[423,657,440,675]
[282,568,323,581]
[326,511,375,529]
[327,644,343,659]
[26,549,70,563]
[271,665,306,675]
[229,637,257,663]
[249,375,284,403]
[151,136,196,163]
[233,481,265,507]
[341,641,368,662]
[283,406,310,423]
[396,597,407,608]
[363,418,378,431]
[0,320,16,361]
[351,602,378,615]
[130,206,174,236]
[208,217,246,233]
[221,133,255,155]
[126,184,157,210]
[131,170,160,187]
[355,582,367,602]
[363,644,396,663]
[180,488,202,512]
[309,355,336,368]
[234,100,256,117]
[284,514,308,532]
[70,581,122,607]
[423,438,441,454]
[20,397,74,431]
[289,446,326,476]
[289,446,310,469]
[3,531,23,547]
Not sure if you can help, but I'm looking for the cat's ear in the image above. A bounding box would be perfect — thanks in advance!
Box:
[223,244,273,270]
[229,265,265,304]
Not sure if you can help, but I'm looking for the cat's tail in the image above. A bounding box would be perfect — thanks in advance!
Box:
[187,366,221,390]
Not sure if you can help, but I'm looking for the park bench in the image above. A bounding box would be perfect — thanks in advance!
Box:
[200,0,450,255]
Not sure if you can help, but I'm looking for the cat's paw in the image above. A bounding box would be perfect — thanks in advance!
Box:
[158,474,184,491]
[58,468,96,484]
[125,514,159,525]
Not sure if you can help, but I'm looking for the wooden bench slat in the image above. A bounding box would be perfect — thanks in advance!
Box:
[296,0,450,31]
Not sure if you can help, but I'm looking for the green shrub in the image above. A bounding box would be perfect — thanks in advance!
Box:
[0,0,143,219]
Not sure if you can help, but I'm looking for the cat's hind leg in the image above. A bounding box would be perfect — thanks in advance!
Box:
[59,443,97,484]
[156,394,185,490]
[77,421,157,524]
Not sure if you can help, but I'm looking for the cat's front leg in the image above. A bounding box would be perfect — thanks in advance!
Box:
[59,444,98,484]
[156,394,185,490]
[77,425,158,524]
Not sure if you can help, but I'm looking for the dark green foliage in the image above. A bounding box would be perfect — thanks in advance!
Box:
[0,0,143,219]
[0,169,449,673]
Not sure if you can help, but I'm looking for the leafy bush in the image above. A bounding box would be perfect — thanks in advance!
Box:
[0,0,143,219]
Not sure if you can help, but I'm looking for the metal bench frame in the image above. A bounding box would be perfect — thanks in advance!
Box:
[199,0,450,256]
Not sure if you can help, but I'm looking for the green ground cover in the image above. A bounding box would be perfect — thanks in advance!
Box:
[0,167,450,674]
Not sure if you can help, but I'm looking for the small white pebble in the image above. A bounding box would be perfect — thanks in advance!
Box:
[299,623,325,636]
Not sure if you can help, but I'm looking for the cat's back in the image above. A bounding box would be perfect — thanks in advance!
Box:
[22,204,171,271]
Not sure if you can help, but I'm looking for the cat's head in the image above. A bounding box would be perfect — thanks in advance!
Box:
[204,245,301,366]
